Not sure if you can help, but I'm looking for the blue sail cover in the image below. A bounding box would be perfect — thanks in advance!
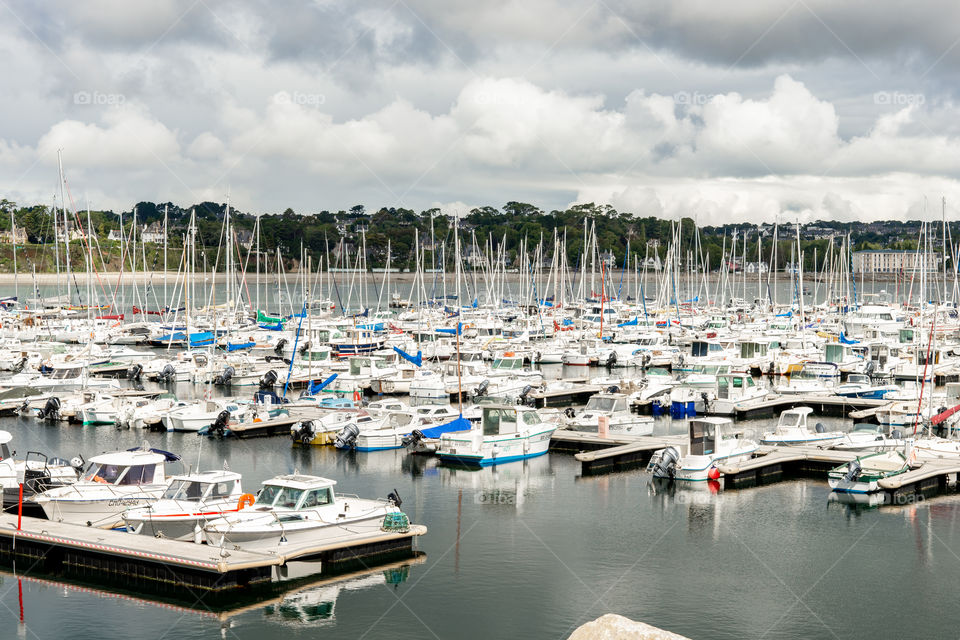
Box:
[307,373,338,395]
[436,322,463,336]
[259,322,285,331]
[617,317,639,327]
[225,341,255,352]
[775,311,793,318]
[189,331,215,347]
[839,332,859,345]
[357,322,385,331]
[418,415,471,439]
[392,347,423,367]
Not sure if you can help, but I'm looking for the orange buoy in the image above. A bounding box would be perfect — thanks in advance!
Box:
[237,493,256,510]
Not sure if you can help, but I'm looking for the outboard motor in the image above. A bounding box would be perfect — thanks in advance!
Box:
[13,356,26,373]
[864,360,876,376]
[299,341,311,356]
[401,429,425,449]
[473,379,490,398]
[606,385,620,394]
[259,369,278,389]
[126,363,143,382]
[814,423,826,433]
[39,397,61,420]
[70,455,85,475]
[274,338,288,356]
[519,385,534,406]
[214,366,235,386]
[605,352,617,368]
[334,423,360,449]
[387,489,403,507]
[842,459,862,482]
[209,410,231,438]
[891,429,903,440]
[157,363,177,383]
[651,446,680,478]
[564,407,577,419]
[291,420,315,444]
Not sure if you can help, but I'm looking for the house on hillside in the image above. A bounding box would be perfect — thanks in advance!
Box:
[141,221,165,243]
[0,227,27,244]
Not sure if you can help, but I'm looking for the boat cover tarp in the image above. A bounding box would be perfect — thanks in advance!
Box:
[839,332,859,345]
[418,415,471,439]
[307,373,338,395]
[257,310,283,324]
[932,402,960,425]
[392,347,423,367]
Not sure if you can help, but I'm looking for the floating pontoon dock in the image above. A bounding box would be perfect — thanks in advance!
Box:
[550,431,688,473]
[0,513,426,592]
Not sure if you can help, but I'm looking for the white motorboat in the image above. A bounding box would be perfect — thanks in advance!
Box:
[203,474,404,548]
[648,417,758,481]
[760,407,844,447]
[123,469,248,541]
[0,431,83,508]
[163,399,247,432]
[436,404,557,466]
[831,423,909,452]
[569,392,653,435]
[31,446,180,528]
[827,450,914,493]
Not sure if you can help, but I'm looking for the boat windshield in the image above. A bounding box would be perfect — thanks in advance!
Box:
[51,367,81,380]
[164,479,205,501]
[492,358,523,370]
[258,484,305,509]
[82,462,122,484]
[852,423,881,433]
[585,397,618,413]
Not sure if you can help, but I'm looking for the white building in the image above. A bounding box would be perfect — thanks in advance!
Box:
[852,250,940,273]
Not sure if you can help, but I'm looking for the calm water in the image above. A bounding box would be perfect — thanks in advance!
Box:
[1,381,959,640]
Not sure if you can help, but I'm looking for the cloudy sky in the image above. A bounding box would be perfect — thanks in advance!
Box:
[2,0,960,222]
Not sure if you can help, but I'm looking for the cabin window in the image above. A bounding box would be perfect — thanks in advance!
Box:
[209,481,235,498]
[258,485,304,508]
[83,463,122,484]
[521,411,541,425]
[483,408,516,436]
[300,488,332,508]
[732,377,743,389]
[117,464,156,485]
[164,480,203,500]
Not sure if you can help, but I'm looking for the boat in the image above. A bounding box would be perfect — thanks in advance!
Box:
[647,417,758,481]
[435,404,557,466]
[0,431,83,511]
[122,469,248,541]
[568,392,653,435]
[834,374,898,400]
[203,474,405,547]
[31,446,181,528]
[760,407,844,447]
[831,423,908,452]
[827,450,914,493]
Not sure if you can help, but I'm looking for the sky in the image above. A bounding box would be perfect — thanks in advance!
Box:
[2,0,960,223]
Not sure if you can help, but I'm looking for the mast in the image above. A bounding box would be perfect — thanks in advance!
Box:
[58,149,71,305]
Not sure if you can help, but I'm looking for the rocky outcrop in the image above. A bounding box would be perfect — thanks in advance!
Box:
[568,614,690,640]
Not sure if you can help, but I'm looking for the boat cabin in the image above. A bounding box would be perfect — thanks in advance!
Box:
[163,470,242,501]
[255,474,336,510]
[481,405,543,436]
[775,406,814,431]
[688,417,738,456]
[583,393,630,415]
[491,355,525,371]
[81,450,171,486]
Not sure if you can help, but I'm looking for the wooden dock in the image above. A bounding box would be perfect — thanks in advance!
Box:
[733,394,888,420]
[0,512,426,592]
[551,430,687,474]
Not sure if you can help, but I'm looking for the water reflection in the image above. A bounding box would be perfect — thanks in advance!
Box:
[3,554,425,634]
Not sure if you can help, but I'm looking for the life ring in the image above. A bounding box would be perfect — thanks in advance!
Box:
[353,390,362,403]
[503,351,515,357]
[237,493,256,509]
[93,476,108,484]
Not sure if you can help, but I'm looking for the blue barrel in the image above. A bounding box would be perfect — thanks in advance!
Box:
[671,401,685,419]
[685,401,696,417]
